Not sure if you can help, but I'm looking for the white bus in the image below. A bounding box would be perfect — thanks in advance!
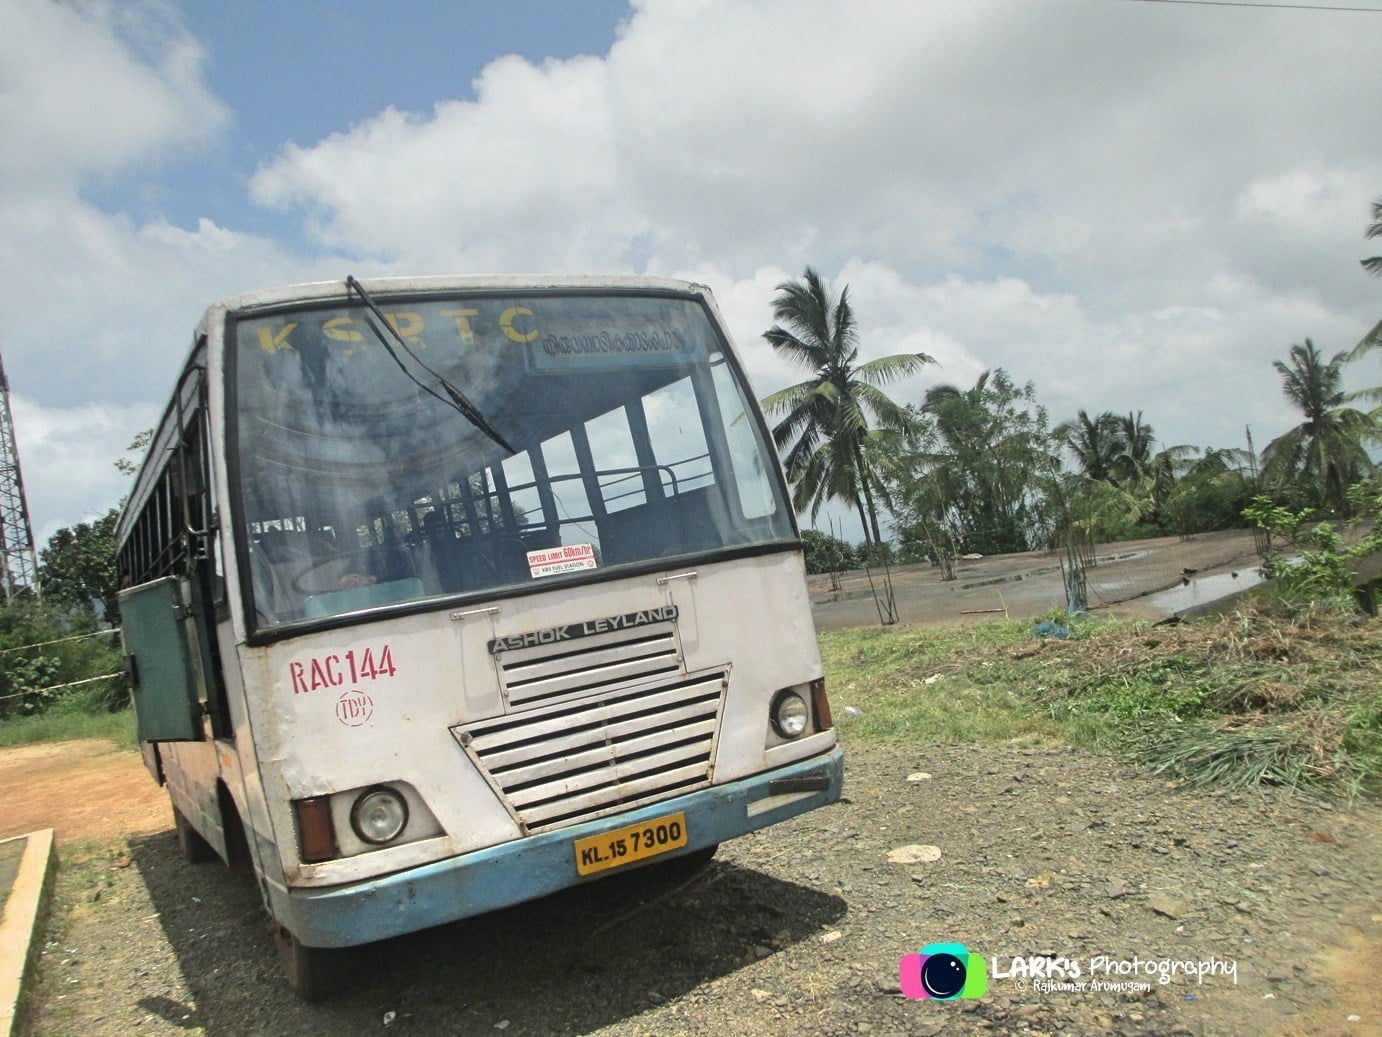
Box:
[116,275,842,998]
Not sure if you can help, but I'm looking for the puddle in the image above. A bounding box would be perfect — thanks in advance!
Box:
[1144,568,1265,614]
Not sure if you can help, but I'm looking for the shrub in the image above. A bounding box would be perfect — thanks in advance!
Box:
[1244,479,1382,613]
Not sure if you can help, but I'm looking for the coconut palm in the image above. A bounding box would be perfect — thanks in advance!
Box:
[1054,410,1124,483]
[760,268,935,544]
[1261,339,1376,511]
[920,372,994,448]
[1363,196,1382,278]
[1110,411,1156,484]
[919,370,1056,555]
[1346,200,1381,422]
[1345,321,1382,427]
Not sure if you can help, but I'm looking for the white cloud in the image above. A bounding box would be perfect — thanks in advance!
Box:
[9,395,159,548]
[0,0,228,190]
[251,54,642,272]
[0,0,313,536]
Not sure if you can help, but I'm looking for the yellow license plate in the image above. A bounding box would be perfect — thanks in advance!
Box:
[574,812,688,876]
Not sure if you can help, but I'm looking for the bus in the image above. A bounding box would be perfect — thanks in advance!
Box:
[115,275,843,999]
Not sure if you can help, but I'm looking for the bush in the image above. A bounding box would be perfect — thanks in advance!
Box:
[0,600,123,720]
[855,540,895,568]
[801,529,859,574]
[1244,479,1382,613]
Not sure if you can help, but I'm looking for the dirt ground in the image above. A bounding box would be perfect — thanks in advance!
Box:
[0,739,168,844]
[9,737,1381,1036]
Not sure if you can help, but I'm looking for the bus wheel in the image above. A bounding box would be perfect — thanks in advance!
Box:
[172,805,216,864]
[273,925,357,1002]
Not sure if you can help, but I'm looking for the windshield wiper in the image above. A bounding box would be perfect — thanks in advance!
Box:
[345,275,516,454]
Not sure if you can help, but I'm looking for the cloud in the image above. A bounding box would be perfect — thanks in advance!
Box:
[250,54,642,271]
[9,395,160,548]
[0,0,229,191]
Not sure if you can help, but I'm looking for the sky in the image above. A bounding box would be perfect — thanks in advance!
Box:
[1,0,1379,549]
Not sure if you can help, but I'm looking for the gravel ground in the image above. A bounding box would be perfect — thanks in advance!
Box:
[24,739,1382,1036]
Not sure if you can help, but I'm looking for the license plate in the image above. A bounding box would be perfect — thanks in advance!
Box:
[573,812,688,876]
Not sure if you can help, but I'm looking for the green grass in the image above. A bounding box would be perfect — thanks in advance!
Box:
[822,620,1068,744]
[823,608,1382,797]
[0,707,135,749]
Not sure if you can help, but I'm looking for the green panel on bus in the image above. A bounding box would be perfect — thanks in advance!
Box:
[120,577,204,743]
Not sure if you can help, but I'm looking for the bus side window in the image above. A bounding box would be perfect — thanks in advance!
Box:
[501,453,547,536]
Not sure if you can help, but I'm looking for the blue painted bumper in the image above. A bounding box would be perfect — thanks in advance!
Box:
[274,746,844,948]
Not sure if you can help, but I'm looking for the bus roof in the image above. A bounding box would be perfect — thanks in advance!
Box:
[203,274,712,324]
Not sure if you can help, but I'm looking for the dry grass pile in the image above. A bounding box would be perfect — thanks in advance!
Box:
[970,608,1382,796]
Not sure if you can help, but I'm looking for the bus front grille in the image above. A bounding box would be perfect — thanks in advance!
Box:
[494,619,683,708]
[451,667,727,834]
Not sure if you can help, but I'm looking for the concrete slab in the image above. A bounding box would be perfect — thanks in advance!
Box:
[0,829,56,1037]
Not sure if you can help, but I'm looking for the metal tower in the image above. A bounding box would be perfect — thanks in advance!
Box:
[0,349,39,601]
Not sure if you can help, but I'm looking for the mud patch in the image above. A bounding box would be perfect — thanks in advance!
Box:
[0,738,168,843]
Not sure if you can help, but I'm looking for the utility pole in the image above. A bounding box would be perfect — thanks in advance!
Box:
[0,349,39,601]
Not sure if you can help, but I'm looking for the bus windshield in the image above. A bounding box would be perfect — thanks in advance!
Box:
[233,290,794,630]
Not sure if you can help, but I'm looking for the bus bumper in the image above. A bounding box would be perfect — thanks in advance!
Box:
[273,745,844,948]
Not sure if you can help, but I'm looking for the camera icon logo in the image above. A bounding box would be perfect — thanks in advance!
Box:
[899,942,987,1000]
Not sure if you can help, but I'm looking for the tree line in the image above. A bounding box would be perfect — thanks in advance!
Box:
[768,198,1380,575]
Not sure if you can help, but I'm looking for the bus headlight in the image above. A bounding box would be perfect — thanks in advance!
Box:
[350,787,410,844]
[771,690,810,739]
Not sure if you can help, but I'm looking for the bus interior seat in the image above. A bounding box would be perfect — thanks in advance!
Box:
[421,520,535,593]
[251,529,311,620]
[599,487,723,566]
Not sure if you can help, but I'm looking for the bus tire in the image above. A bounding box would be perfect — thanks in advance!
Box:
[172,805,216,864]
[274,925,357,1002]
[217,783,253,873]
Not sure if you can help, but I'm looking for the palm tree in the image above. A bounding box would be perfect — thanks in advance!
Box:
[1261,339,1376,512]
[915,370,1057,555]
[1345,322,1381,427]
[1111,411,1155,484]
[1363,197,1382,278]
[920,372,993,448]
[1054,410,1124,483]
[760,268,935,544]
[1346,200,1381,422]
